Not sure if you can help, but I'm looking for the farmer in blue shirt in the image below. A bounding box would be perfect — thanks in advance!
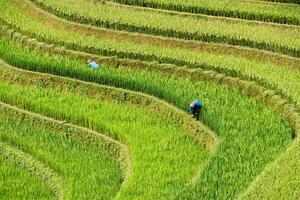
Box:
[189,100,202,120]
[87,59,100,69]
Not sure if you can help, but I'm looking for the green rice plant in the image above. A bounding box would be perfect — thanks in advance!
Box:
[112,0,300,24]
[1,3,297,95]
[0,148,55,200]
[0,0,298,197]
[258,0,300,4]
[239,137,300,200]
[0,139,64,199]
[0,40,293,199]
[12,0,300,57]
[0,80,208,199]
[1,21,300,108]
[0,106,124,199]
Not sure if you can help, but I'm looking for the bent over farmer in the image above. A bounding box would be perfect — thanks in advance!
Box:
[87,59,100,69]
[189,100,202,120]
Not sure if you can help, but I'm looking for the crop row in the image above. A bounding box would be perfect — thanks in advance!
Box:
[0,36,297,198]
[1,17,300,110]
[1,0,299,99]
[259,0,300,4]
[1,49,298,198]
[0,101,124,199]
[0,72,209,199]
[1,36,299,135]
[0,138,63,198]
[1,20,299,131]
[2,0,300,197]
[0,59,216,151]
[111,0,300,25]
[6,1,300,139]
[23,0,299,69]
[0,100,129,169]
[26,0,300,57]
[0,140,57,199]
[240,136,300,199]
[3,0,300,89]
[1,24,299,130]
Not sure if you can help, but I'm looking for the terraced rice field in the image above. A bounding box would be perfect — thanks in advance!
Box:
[0,0,299,199]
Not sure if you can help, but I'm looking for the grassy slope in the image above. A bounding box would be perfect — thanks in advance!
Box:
[0,155,54,200]
[0,0,298,198]
[111,0,300,23]
[5,0,298,69]
[0,38,293,199]
[0,79,208,199]
[31,0,300,51]
[239,137,300,199]
[0,110,123,200]
[1,1,300,107]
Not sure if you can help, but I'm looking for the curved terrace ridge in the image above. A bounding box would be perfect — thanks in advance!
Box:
[0,100,128,199]
[0,100,132,194]
[1,20,300,108]
[0,139,64,199]
[1,7,300,107]
[20,0,300,57]
[1,0,299,198]
[0,59,215,199]
[2,1,299,67]
[1,0,300,99]
[0,38,296,198]
[107,0,300,25]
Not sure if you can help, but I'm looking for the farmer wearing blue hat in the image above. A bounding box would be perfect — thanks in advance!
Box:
[189,100,202,120]
[87,59,100,69]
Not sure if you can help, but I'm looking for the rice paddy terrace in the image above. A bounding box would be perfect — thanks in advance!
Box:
[0,0,299,199]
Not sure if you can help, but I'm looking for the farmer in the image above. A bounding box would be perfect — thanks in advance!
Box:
[189,100,202,120]
[87,59,99,69]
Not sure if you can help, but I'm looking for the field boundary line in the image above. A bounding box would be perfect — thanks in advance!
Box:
[106,0,300,28]
[1,42,300,193]
[0,62,219,198]
[242,0,300,6]
[1,23,300,195]
[24,0,299,57]
[0,59,218,150]
[1,24,299,137]
[1,24,299,111]
[0,139,65,200]
[2,0,300,197]
[0,100,132,195]
[1,24,300,106]
[237,136,300,199]
[2,5,299,67]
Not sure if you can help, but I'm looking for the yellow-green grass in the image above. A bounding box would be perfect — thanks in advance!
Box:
[0,147,55,200]
[1,4,300,107]
[2,1,300,68]
[27,0,300,57]
[0,79,209,199]
[0,136,64,199]
[239,137,300,199]
[110,0,300,25]
[0,38,293,199]
[1,0,299,198]
[0,107,124,199]
[5,1,297,68]
[259,0,300,4]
